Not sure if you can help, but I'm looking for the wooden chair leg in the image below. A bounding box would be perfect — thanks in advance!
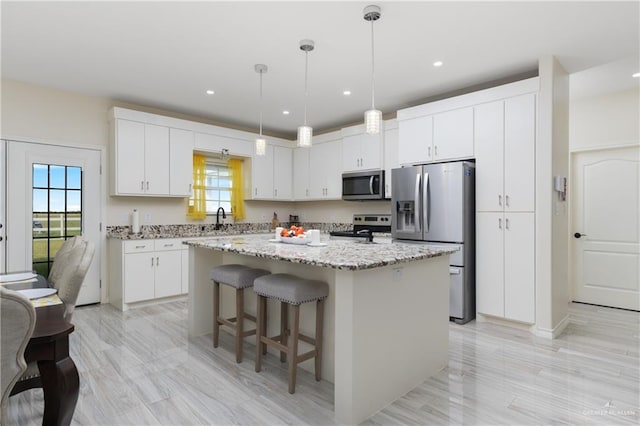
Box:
[280,301,288,363]
[315,298,324,381]
[235,288,244,363]
[288,304,300,394]
[213,281,220,348]
[255,295,264,372]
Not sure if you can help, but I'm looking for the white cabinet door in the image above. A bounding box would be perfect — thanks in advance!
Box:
[474,101,505,212]
[383,123,399,199]
[360,132,382,170]
[342,134,362,172]
[504,94,535,212]
[116,119,146,195]
[325,139,343,198]
[293,147,310,200]
[273,146,292,200]
[154,250,183,299]
[476,212,505,318]
[144,124,170,195]
[398,115,433,165]
[124,252,155,303]
[169,128,194,197]
[504,213,535,323]
[432,107,474,160]
[251,144,274,199]
[181,249,189,294]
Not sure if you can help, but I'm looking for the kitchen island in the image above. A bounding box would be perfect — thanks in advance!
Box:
[185,234,456,424]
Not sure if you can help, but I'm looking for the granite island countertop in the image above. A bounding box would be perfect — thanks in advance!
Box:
[183,234,457,271]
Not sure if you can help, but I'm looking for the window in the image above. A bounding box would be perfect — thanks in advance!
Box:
[204,162,232,214]
[32,164,83,277]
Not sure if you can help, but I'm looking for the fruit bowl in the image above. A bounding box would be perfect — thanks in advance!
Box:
[279,236,309,245]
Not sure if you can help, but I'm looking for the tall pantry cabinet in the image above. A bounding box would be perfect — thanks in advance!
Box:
[475,93,536,324]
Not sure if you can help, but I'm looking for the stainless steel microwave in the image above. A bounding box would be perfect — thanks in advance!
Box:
[342,170,385,200]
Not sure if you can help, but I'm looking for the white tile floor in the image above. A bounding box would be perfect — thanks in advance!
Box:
[7,301,639,425]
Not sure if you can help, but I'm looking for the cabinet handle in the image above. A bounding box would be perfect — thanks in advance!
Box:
[141,181,144,190]
[146,181,149,190]
[156,256,159,266]
[135,245,145,249]
[189,183,192,193]
[164,243,173,247]
[434,146,438,156]
[498,218,502,229]
[254,188,257,196]
[428,146,431,157]
[505,218,510,230]
[274,188,277,197]
[498,195,502,206]
[151,257,154,266]
[306,189,309,196]
[505,195,510,207]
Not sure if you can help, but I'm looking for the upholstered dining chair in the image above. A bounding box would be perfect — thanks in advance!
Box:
[11,237,95,396]
[1,287,37,425]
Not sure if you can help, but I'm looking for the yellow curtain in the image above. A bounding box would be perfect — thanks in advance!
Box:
[228,158,245,221]
[187,154,207,220]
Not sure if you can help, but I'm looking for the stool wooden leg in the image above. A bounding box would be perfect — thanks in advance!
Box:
[213,281,220,348]
[288,304,300,394]
[235,288,244,363]
[261,297,267,355]
[280,301,288,363]
[315,298,324,381]
[255,295,264,372]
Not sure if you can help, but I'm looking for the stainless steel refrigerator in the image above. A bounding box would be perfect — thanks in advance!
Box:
[391,161,475,324]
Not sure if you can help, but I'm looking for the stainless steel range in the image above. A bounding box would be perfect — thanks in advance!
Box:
[329,214,391,242]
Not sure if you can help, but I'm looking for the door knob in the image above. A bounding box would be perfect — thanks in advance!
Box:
[574,232,587,239]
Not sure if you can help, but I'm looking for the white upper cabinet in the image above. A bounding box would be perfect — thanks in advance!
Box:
[310,139,342,199]
[112,119,172,196]
[194,132,252,157]
[398,115,433,165]
[273,145,292,200]
[383,120,399,199]
[475,93,536,212]
[251,144,274,199]
[169,128,194,197]
[432,107,474,160]
[293,147,310,200]
[341,125,382,172]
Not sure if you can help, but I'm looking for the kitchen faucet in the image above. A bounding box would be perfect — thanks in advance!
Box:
[215,207,226,230]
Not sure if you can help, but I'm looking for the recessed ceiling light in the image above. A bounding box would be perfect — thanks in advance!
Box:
[633,72,640,78]
[343,90,352,96]
[205,89,215,95]
[282,110,290,115]
[433,61,443,67]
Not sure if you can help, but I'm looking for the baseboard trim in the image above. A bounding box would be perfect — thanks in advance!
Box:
[534,314,570,339]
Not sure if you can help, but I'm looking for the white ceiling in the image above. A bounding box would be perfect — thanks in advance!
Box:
[2,1,639,139]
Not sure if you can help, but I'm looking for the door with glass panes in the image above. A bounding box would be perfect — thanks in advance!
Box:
[5,141,101,305]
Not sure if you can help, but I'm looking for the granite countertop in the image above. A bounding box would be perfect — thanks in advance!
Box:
[183,234,457,271]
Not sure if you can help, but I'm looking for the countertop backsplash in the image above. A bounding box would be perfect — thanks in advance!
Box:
[106,222,354,240]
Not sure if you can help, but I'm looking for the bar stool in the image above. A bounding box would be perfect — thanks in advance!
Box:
[210,264,270,363]
[253,273,329,393]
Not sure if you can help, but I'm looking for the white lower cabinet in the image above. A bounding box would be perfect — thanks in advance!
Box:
[110,238,187,310]
[476,212,535,323]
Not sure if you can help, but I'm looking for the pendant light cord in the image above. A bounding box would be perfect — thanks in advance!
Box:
[370,19,375,110]
[259,69,263,136]
[304,50,309,126]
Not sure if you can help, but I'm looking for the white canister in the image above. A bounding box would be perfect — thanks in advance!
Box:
[307,229,320,244]
[131,209,140,234]
[275,227,283,241]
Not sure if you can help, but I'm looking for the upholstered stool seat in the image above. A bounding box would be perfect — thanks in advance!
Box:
[254,273,328,393]
[210,264,270,363]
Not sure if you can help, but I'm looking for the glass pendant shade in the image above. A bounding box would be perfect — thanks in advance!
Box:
[297,125,313,147]
[255,138,266,156]
[365,109,382,134]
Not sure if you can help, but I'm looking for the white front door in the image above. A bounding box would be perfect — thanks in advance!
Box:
[571,145,639,311]
[6,141,102,305]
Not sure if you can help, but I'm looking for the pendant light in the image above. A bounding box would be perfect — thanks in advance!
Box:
[255,64,268,156]
[297,39,315,147]
[363,5,382,134]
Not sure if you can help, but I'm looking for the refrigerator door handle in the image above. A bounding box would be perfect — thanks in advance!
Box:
[423,172,429,234]
[414,172,421,233]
